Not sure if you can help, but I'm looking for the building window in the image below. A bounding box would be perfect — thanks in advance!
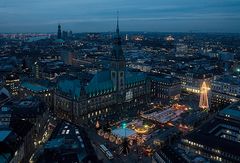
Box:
[120,72,123,77]
[112,72,116,78]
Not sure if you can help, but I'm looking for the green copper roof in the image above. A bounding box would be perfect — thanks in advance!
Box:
[58,79,81,97]
[125,71,147,84]
[85,71,147,94]
[57,70,148,96]
[85,71,113,94]
[21,82,48,92]
[54,39,65,43]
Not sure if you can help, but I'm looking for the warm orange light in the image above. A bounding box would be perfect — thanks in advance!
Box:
[167,122,174,126]
[199,81,209,110]
[135,127,148,134]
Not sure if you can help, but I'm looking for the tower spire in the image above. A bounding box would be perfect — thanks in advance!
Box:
[57,24,62,39]
[116,11,120,36]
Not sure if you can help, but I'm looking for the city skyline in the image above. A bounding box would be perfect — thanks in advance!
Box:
[0,1,240,163]
[1,0,240,33]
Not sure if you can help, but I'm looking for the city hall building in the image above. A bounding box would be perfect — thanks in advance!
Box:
[54,22,152,124]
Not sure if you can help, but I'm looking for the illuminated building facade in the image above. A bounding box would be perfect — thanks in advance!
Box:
[54,21,151,123]
[150,74,181,104]
[33,62,40,79]
[180,101,240,162]
[32,60,67,81]
[175,67,212,94]
[211,75,240,110]
[4,73,20,96]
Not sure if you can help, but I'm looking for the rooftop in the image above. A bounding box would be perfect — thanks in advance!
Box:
[155,146,187,163]
[85,70,147,94]
[6,97,47,117]
[42,121,99,163]
[85,71,113,94]
[218,101,240,122]
[184,117,240,156]
[149,73,180,84]
[0,130,11,142]
[214,75,240,85]
[58,79,81,97]
[21,82,48,92]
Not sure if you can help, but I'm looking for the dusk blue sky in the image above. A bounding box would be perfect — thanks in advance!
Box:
[0,0,240,33]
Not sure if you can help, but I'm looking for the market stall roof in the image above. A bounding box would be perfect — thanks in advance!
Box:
[112,128,136,138]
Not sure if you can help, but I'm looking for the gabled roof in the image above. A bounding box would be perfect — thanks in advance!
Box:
[58,79,81,98]
[85,71,113,94]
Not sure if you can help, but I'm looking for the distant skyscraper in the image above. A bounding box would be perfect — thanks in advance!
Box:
[68,30,73,38]
[57,24,62,39]
[199,81,209,110]
[62,30,68,39]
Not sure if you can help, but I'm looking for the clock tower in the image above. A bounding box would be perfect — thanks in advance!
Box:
[110,16,126,91]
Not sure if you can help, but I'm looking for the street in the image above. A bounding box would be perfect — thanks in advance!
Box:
[85,125,152,163]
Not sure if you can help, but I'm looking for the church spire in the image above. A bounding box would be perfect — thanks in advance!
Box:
[114,11,121,46]
[111,11,125,62]
[57,24,62,39]
[116,11,119,36]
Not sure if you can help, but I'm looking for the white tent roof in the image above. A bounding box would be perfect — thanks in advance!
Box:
[112,128,136,138]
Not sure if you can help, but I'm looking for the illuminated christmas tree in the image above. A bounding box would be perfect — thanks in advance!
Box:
[199,81,209,110]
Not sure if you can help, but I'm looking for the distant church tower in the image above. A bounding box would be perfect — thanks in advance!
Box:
[110,15,126,91]
[57,24,62,39]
